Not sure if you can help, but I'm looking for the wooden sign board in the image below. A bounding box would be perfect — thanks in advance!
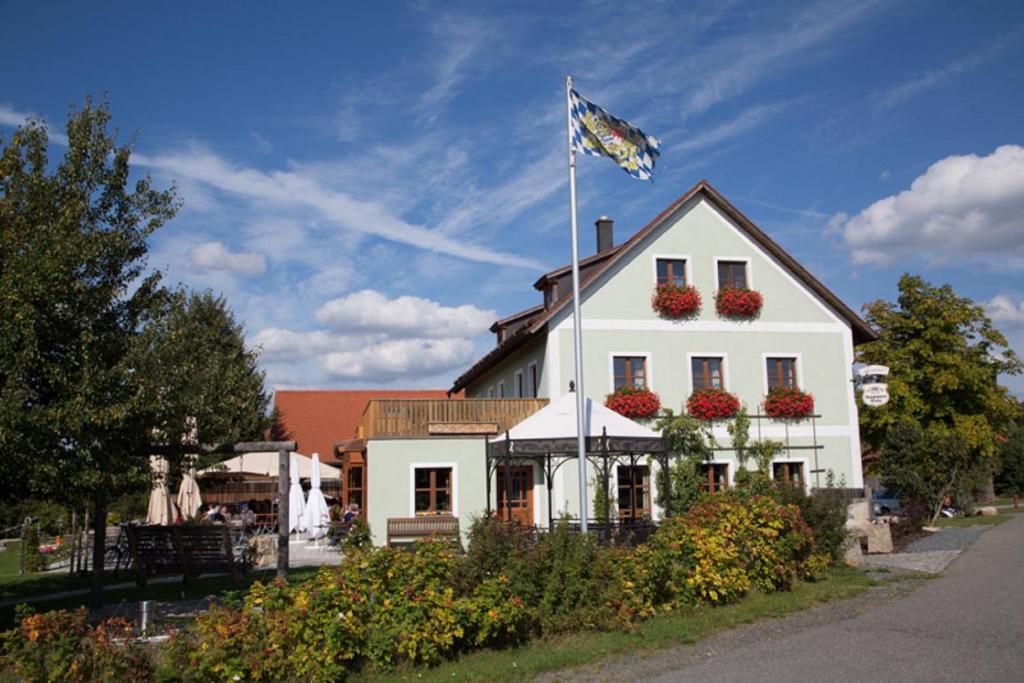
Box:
[428,422,500,436]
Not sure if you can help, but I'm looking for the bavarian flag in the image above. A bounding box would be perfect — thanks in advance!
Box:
[570,89,660,180]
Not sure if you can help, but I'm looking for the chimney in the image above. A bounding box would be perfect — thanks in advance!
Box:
[595,216,614,253]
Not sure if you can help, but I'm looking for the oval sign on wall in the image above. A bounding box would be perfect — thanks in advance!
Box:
[861,383,889,407]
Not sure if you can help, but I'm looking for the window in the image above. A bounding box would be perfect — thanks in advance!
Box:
[766,357,798,390]
[613,356,647,391]
[515,372,524,398]
[717,260,747,289]
[529,363,539,398]
[487,386,495,398]
[691,356,724,390]
[498,381,506,398]
[346,466,364,509]
[617,466,651,519]
[699,463,729,493]
[414,467,452,515]
[772,462,804,486]
[656,258,687,287]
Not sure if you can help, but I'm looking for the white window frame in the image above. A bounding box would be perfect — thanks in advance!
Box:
[700,459,734,490]
[527,361,539,398]
[713,256,753,290]
[685,352,730,397]
[409,462,458,517]
[487,386,495,398]
[514,370,524,398]
[770,458,811,492]
[608,351,654,393]
[497,380,506,398]
[651,253,693,287]
[761,352,804,396]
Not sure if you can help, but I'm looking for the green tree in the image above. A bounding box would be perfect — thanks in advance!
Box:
[995,416,1024,503]
[0,100,269,602]
[858,274,1022,523]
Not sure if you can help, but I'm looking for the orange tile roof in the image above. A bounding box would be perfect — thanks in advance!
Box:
[274,389,454,464]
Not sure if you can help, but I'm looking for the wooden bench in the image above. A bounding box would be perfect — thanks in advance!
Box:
[386,516,460,547]
[125,525,246,587]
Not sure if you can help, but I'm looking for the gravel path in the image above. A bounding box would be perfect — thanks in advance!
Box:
[903,526,986,553]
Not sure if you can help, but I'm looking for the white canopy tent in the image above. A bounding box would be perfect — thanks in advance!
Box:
[489,392,662,448]
[487,391,667,530]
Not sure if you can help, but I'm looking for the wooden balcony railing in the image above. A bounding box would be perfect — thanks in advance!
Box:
[360,398,548,439]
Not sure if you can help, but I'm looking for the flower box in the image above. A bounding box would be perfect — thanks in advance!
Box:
[686,387,740,421]
[605,386,661,421]
[762,387,815,420]
[651,284,702,319]
[715,287,763,318]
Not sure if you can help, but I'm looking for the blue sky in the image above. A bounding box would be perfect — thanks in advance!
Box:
[2,0,1023,394]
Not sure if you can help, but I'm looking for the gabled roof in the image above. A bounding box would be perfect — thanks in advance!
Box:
[274,389,452,463]
[450,180,876,394]
[532,247,622,290]
[489,303,544,334]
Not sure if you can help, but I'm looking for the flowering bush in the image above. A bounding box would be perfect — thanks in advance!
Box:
[458,574,532,647]
[762,387,815,420]
[686,387,740,421]
[605,386,661,421]
[1,607,153,682]
[651,284,701,319]
[715,287,763,318]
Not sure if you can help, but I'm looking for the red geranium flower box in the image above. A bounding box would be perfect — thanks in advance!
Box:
[715,287,763,318]
[605,386,661,421]
[762,387,815,420]
[686,387,740,421]
[651,284,702,319]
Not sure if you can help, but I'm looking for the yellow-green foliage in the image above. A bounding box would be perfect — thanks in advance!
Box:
[4,496,830,681]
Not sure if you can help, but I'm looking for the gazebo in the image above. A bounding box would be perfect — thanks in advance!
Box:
[486,391,668,534]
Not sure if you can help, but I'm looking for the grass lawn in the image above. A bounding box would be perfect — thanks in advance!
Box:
[936,512,1013,528]
[354,566,880,683]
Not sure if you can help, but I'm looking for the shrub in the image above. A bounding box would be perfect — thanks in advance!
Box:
[527,521,611,633]
[715,287,763,318]
[459,515,534,595]
[340,517,373,552]
[1,607,153,683]
[605,386,661,421]
[686,387,740,421]
[771,484,849,563]
[458,575,533,647]
[762,387,815,420]
[651,284,701,319]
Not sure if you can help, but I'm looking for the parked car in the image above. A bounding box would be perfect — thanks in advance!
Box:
[873,489,902,516]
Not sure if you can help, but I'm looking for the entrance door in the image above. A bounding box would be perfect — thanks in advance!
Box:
[496,465,534,526]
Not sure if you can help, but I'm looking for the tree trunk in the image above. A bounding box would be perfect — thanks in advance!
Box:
[91,496,107,607]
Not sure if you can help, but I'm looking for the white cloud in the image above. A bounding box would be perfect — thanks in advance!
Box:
[417,15,493,121]
[677,101,791,152]
[323,338,475,381]
[315,289,494,338]
[986,295,1024,330]
[832,145,1024,267]
[133,146,545,271]
[250,328,343,362]
[874,26,1024,110]
[189,240,267,275]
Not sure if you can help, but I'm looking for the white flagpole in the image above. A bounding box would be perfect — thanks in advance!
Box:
[565,75,589,534]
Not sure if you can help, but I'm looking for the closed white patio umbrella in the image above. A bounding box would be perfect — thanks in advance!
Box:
[146,456,176,525]
[176,465,203,520]
[288,453,306,533]
[303,453,331,540]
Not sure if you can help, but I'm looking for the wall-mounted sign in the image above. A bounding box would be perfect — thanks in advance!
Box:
[861,382,889,407]
[859,365,890,378]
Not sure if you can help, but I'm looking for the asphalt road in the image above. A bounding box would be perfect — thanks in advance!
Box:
[648,512,1024,682]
